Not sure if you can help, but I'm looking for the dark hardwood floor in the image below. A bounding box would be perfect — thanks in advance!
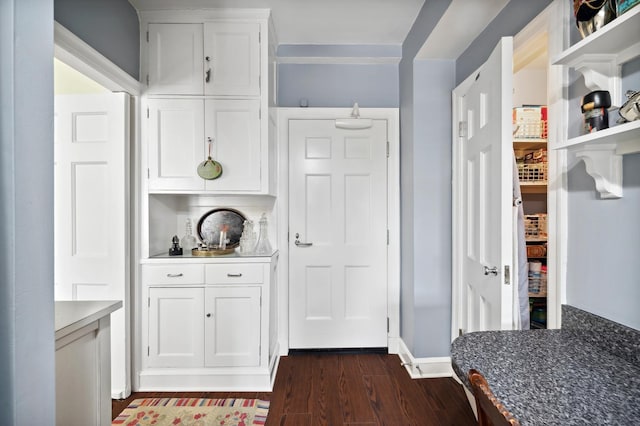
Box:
[113,353,477,425]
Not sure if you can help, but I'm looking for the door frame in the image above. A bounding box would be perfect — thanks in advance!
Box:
[451,0,569,340]
[54,21,141,398]
[276,107,400,354]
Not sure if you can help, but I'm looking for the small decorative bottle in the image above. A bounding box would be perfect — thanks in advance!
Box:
[180,218,198,250]
[254,213,272,255]
[239,220,256,255]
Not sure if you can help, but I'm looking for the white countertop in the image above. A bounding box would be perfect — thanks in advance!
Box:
[55,300,122,340]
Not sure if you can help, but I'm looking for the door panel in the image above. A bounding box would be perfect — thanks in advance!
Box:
[54,92,130,395]
[147,98,205,191]
[204,286,261,367]
[148,287,205,368]
[147,23,204,95]
[204,22,260,96]
[461,37,515,333]
[289,119,388,349]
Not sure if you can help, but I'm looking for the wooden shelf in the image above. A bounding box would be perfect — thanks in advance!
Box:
[513,138,547,150]
[526,237,547,243]
[520,181,547,193]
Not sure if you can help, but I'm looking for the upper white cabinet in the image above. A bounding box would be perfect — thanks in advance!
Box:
[147,23,205,95]
[146,22,261,97]
[551,6,640,198]
[147,98,261,193]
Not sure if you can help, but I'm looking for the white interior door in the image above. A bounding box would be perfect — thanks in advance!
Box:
[459,37,515,333]
[289,119,388,349]
[54,92,130,397]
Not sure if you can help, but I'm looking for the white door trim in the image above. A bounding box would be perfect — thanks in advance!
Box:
[276,107,400,354]
[451,0,569,340]
[54,23,140,398]
[54,22,141,95]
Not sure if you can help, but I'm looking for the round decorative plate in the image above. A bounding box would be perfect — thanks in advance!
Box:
[197,158,223,180]
[196,208,246,248]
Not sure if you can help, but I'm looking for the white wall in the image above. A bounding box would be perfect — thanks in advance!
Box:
[0,0,56,423]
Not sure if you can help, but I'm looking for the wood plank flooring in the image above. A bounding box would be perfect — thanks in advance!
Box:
[112,353,477,425]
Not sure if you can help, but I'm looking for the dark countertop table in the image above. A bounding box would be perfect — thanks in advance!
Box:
[451,306,640,425]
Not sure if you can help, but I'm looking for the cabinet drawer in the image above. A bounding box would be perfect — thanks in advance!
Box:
[205,264,264,284]
[143,264,205,284]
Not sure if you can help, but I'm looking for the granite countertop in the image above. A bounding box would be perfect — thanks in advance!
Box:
[451,306,640,425]
[55,300,122,340]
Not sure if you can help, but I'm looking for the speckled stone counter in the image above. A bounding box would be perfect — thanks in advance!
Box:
[451,306,640,425]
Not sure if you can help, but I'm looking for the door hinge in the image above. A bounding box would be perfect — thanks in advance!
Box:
[148,297,150,307]
[259,108,261,120]
[386,141,390,158]
[387,317,390,333]
[459,328,463,337]
[386,229,389,245]
[504,265,511,285]
[146,31,149,43]
[258,31,261,44]
[287,231,289,243]
[458,121,468,138]
[147,168,150,179]
[147,346,150,356]
[146,107,149,118]
[146,74,149,86]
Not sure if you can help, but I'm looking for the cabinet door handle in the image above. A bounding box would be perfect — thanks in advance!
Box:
[205,56,212,83]
[166,273,183,278]
[206,313,212,318]
[227,273,242,277]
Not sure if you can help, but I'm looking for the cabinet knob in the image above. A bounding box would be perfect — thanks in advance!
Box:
[206,313,212,318]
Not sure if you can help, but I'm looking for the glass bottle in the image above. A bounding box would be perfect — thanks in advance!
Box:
[180,218,198,250]
[254,213,272,255]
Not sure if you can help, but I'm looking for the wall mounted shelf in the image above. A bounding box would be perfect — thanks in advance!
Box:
[551,6,640,199]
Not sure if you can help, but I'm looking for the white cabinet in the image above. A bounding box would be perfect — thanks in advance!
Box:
[146,22,260,97]
[139,256,277,391]
[147,23,204,95]
[147,98,204,191]
[204,22,261,97]
[148,287,205,367]
[146,98,262,193]
[204,286,261,367]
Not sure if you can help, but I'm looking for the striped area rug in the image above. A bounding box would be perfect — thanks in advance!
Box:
[112,398,269,426]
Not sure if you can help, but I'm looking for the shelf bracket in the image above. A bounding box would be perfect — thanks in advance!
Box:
[573,144,623,199]
[572,55,621,104]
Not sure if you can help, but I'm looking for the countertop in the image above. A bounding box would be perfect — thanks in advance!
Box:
[451,305,640,425]
[55,300,122,340]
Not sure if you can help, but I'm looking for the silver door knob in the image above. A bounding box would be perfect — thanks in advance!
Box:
[294,233,313,247]
[483,266,499,276]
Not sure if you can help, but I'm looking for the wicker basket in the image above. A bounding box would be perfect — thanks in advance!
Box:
[513,106,548,139]
[525,214,547,239]
[518,162,547,182]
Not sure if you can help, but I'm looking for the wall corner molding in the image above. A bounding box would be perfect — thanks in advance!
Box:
[54,22,141,95]
[397,339,454,379]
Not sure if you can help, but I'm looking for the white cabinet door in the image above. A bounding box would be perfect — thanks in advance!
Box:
[147,23,204,95]
[147,98,205,191]
[204,99,261,192]
[148,287,205,368]
[204,22,261,97]
[204,286,261,367]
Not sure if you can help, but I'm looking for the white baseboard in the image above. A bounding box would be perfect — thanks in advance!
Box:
[396,338,454,379]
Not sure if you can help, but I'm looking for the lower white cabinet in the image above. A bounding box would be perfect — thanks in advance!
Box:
[139,255,278,391]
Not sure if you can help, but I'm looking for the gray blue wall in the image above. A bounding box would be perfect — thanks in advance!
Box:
[565,57,640,330]
[1,0,55,423]
[399,0,453,357]
[55,0,140,79]
[398,0,550,358]
[276,45,400,107]
[456,0,554,85]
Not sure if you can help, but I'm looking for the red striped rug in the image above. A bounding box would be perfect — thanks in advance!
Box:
[112,398,269,426]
